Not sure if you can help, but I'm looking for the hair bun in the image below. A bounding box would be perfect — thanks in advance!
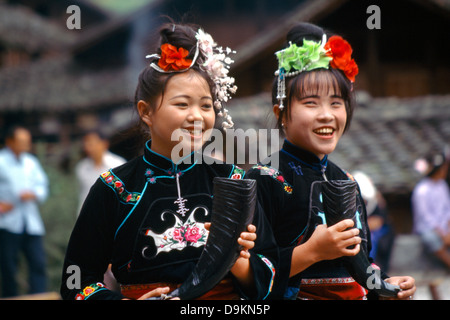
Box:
[159,24,175,44]
[157,23,198,57]
[286,22,325,46]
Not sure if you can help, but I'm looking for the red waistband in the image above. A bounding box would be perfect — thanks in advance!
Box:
[120,278,240,300]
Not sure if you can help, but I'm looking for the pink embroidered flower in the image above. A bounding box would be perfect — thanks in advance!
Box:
[114,181,123,188]
[173,228,184,243]
[185,226,202,243]
[276,175,285,183]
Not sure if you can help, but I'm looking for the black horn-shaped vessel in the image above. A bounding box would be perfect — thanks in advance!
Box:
[151,177,257,300]
[305,179,400,298]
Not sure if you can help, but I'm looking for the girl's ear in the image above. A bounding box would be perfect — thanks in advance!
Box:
[273,104,281,121]
[138,100,152,127]
[273,104,287,130]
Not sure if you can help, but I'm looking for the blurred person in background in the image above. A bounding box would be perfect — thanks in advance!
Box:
[353,171,395,272]
[75,130,126,212]
[75,130,126,291]
[412,148,450,269]
[0,126,49,297]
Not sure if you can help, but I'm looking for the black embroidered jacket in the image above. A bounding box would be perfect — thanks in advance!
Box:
[246,139,385,299]
[61,141,277,300]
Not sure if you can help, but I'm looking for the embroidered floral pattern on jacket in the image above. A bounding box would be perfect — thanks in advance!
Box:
[100,170,141,204]
[252,165,293,194]
[230,166,245,179]
[257,254,276,298]
[344,170,355,181]
[301,277,356,285]
[75,282,106,300]
[143,207,209,257]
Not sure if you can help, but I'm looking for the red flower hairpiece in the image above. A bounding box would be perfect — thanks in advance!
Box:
[158,43,192,72]
[324,36,358,82]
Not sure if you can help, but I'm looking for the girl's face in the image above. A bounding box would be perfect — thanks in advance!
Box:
[139,70,215,159]
[280,83,347,160]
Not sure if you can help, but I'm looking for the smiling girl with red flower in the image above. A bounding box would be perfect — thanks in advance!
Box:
[247,22,416,300]
[61,22,277,302]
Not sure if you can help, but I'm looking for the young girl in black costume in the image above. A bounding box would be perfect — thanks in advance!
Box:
[246,22,416,300]
[60,23,276,300]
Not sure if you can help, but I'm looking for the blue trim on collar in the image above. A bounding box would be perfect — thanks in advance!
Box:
[281,139,328,172]
[143,140,198,175]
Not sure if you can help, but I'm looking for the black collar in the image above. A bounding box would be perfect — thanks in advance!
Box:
[281,139,328,172]
[142,140,198,176]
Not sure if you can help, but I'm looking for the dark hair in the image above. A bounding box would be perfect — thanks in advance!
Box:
[424,150,448,177]
[5,125,29,140]
[272,22,356,133]
[133,22,218,141]
[82,129,109,141]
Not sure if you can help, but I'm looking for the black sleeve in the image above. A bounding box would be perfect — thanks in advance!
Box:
[234,201,278,300]
[245,168,291,299]
[60,179,125,300]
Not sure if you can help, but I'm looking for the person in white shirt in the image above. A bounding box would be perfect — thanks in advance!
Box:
[75,131,126,212]
[75,130,126,291]
[0,126,49,297]
[412,149,450,269]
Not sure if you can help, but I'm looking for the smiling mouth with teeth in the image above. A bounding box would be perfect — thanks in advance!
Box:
[183,128,204,137]
[313,127,334,135]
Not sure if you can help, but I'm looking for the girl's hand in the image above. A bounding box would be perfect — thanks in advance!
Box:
[0,202,13,214]
[308,219,361,262]
[124,287,179,300]
[382,276,416,300]
[204,223,256,259]
[237,224,256,259]
[290,219,361,277]
[137,286,171,300]
[230,224,257,288]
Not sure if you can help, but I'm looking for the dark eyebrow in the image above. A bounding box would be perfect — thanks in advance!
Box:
[169,95,213,101]
[169,95,189,101]
[299,94,343,100]
[299,95,320,100]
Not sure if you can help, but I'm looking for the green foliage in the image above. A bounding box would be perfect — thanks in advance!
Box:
[39,162,79,294]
